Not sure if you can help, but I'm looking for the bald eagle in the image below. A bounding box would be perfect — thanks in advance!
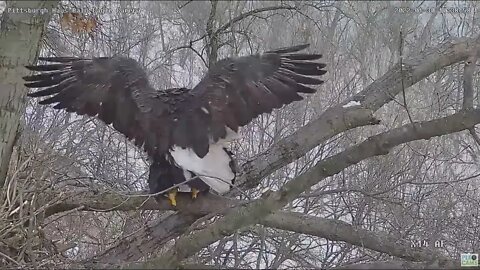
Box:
[23,44,327,205]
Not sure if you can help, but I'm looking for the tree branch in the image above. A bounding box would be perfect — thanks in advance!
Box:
[462,49,479,146]
[44,192,237,218]
[59,195,455,268]
[261,212,455,267]
[127,109,480,269]
[162,5,299,68]
[46,190,455,266]
[86,213,200,265]
[462,50,478,109]
[212,6,298,39]
[237,36,480,191]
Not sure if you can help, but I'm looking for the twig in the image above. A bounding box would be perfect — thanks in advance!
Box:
[469,128,480,146]
[178,1,193,10]
[105,172,250,200]
[212,6,297,38]
[44,205,85,225]
[0,250,22,267]
[399,30,415,124]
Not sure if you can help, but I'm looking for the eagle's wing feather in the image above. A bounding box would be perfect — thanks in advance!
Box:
[24,44,326,160]
[183,44,327,152]
[24,56,169,158]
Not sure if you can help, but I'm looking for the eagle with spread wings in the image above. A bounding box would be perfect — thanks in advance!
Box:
[23,44,327,206]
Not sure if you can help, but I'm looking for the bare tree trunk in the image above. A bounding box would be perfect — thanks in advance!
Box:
[206,0,219,66]
[0,0,58,187]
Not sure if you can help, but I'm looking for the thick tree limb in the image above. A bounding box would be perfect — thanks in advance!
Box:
[44,192,237,218]
[462,50,479,145]
[238,36,480,190]
[45,193,238,265]
[261,212,455,267]
[126,109,480,269]
[462,52,478,109]
[52,192,458,267]
[48,193,454,267]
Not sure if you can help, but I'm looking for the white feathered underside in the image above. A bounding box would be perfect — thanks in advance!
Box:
[169,128,237,194]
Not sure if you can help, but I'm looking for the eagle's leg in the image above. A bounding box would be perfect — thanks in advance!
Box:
[168,188,178,206]
[191,188,200,199]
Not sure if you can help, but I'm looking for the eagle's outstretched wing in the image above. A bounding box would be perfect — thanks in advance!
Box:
[187,44,326,147]
[24,44,327,159]
[24,56,171,158]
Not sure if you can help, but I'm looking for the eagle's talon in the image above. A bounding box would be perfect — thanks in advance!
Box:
[168,188,178,206]
[192,188,200,199]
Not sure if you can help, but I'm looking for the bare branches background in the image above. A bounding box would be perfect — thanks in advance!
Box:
[1,0,480,269]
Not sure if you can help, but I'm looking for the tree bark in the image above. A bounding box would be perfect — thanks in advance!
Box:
[46,192,456,268]
[0,0,59,187]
